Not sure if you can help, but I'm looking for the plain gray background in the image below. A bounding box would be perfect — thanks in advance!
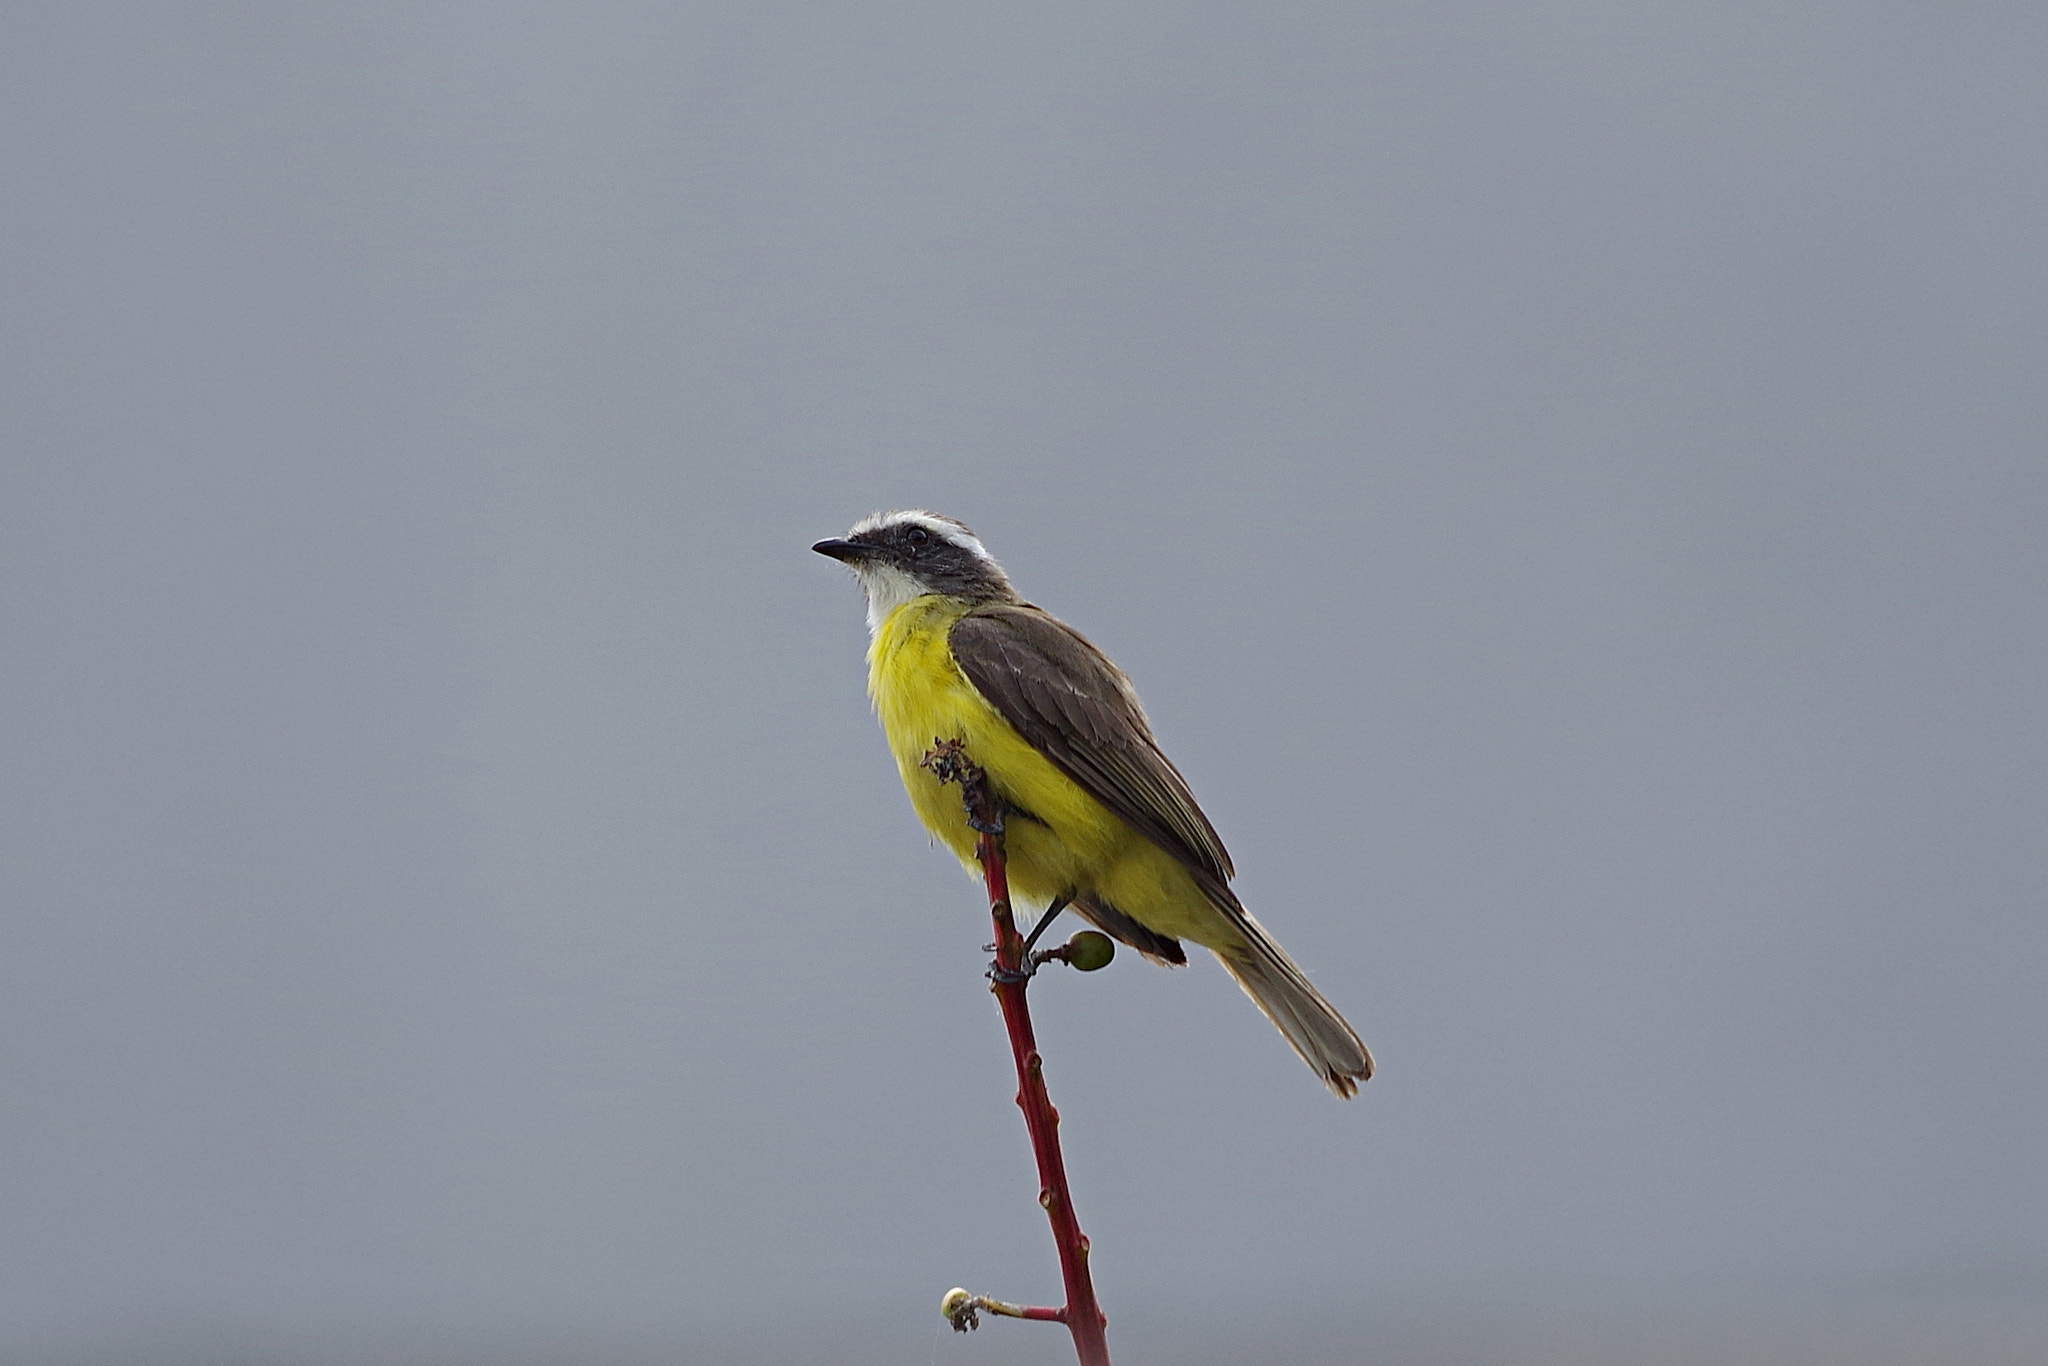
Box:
[3,4,2044,1363]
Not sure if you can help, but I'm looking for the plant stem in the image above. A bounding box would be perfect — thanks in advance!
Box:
[920,739,1112,1365]
[970,809,1111,1362]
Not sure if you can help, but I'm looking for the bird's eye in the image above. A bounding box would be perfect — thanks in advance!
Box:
[903,526,932,548]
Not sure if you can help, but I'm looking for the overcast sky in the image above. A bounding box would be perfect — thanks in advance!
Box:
[3,5,2044,1364]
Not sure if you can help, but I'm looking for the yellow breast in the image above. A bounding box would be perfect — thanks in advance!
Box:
[866,596,1225,945]
[866,596,1124,906]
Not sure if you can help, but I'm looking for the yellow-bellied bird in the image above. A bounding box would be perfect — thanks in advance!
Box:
[815,510,1372,1097]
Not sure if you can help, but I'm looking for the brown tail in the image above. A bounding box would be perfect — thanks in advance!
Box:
[1214,913,1374,1098]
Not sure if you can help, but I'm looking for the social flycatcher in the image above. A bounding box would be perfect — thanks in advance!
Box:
[814,510,1372,1097]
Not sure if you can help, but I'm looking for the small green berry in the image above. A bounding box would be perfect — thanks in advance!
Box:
[1064,931,1115,972]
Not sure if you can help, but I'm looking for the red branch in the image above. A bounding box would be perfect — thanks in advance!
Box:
[924,741,1111,1366]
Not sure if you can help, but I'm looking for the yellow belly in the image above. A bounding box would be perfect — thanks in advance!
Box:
[868,596,1232,947]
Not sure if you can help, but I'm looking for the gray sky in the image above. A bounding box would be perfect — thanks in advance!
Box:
[3,4,2044,1363]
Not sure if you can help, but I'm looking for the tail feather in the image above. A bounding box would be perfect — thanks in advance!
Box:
[1215,914,1374,1098]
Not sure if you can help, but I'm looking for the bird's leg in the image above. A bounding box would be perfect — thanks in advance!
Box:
[1020,896,1073,957]
[990,897,1075,983]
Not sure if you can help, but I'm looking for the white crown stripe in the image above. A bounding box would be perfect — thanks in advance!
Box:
[849,509,992,562]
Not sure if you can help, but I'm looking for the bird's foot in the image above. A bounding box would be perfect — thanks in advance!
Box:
[985,947,1036,985]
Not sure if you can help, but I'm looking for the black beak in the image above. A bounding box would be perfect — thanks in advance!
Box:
[812,537,870,562]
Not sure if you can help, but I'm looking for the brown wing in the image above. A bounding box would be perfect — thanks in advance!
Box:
[949,604,1235,885]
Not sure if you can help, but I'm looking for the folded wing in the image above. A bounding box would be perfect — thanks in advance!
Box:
[948,603,1234,888]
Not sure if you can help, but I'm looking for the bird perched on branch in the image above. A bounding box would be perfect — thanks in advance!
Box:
[815,510,1372,1097]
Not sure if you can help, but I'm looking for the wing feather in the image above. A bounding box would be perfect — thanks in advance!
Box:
[949,605,1235,883]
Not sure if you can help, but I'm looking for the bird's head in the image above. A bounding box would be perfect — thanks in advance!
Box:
[814,510,1018,631]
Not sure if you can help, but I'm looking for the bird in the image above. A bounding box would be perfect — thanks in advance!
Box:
[814,509,1372,1097]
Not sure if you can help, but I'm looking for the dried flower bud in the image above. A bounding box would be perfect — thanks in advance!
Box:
[941,1287,980,1331]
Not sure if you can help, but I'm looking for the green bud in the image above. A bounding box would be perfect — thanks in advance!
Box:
[1064,931,1115,972]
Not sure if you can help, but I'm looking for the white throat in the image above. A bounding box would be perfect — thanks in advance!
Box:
[853,560,933,635]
